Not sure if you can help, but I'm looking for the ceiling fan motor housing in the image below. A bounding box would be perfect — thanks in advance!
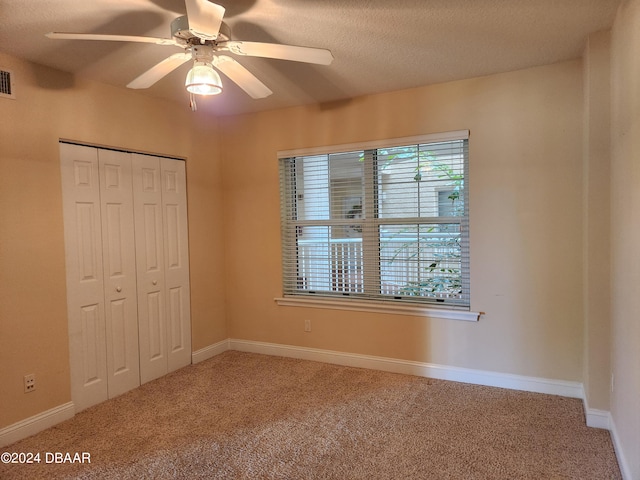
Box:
[191,45,215,62]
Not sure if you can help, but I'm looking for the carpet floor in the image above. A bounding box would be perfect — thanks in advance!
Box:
[0,351,621,479]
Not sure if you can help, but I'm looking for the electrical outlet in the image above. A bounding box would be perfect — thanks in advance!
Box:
[24,374,35,393]
[304,319,311,332]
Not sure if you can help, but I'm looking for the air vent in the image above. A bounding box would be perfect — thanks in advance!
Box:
[0,69,16,99]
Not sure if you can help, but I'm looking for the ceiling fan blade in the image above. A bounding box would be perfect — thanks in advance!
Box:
[221,41,334,65]
[185,0,225,40]
[127,52,191,89]
[214,56,272,99]
[46,32,179,46]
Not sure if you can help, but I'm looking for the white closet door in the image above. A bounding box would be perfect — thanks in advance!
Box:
[132,154,168,384]
[98,149,140,397]
[161,158,192,372]
[63,145,192,400]
[60,143,108,411]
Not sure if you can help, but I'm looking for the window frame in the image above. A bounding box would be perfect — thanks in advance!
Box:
[277,130,479,321]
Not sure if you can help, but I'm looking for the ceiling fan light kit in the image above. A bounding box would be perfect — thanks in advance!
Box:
[185,62,222,95]
[45,0,333,108]
[185,45,222,96]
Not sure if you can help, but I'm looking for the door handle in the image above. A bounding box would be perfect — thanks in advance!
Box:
[152,280,158,286]
[116,286,122,292]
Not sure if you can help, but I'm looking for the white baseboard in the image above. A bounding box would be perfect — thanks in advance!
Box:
[192,339,230,364]
[229,339,584,399]
[610,416,633,480]
[581,391,611,430]
[584,407,611,430]
[0,402,75,448]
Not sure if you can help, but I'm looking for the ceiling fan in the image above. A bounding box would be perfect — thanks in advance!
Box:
[46,0,333,108]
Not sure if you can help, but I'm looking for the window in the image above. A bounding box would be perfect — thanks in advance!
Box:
[279,131,470,310]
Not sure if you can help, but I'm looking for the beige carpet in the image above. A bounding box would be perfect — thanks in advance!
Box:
[1,351,621,479]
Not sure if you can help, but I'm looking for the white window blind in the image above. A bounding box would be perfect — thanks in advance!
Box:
[279,131,470,310]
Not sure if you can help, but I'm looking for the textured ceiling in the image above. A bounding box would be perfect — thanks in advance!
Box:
[0,0,621,116]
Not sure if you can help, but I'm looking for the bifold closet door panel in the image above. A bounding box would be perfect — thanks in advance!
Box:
[132,154,168,384]
[60,143,109,411]
[160,158,192,373]
[97,149,141,397]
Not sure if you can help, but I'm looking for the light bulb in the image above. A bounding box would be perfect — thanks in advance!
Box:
[185,62,222,95]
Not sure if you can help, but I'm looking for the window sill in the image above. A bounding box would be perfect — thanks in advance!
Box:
[274,296,481,322]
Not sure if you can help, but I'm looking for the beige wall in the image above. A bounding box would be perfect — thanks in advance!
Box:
[220,60,585,381]
[610,0,640,477]
[0,53,227,428]
[582,30,612,412]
